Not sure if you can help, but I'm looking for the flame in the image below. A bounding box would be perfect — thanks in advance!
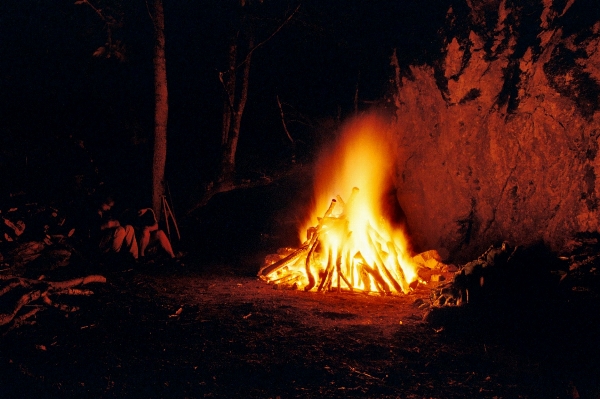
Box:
[259,113,418,294]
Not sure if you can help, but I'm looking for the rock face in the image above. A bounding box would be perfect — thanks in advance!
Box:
[391,0,600,261]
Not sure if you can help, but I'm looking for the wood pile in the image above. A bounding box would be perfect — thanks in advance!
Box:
[1,202,77,273]
[0,274,106,333]
[258,189,416,294]
[1,201,106,333]
[258,188,462,295]
[428,243,514,307]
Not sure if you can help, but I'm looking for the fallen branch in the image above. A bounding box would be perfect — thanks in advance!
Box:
[49,275,106,289]
[0,278,30,296]
[0,289,43,326]
[5,307,42,333]
[0,274,106,331]
[42,293,80,313]
[53,288,95,296]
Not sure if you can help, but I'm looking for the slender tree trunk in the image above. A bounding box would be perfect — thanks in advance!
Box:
[221,37,237,147]
[218,36,253,185]
[214,2,298,188]
[226,36,253,178]
[151,0,168,217]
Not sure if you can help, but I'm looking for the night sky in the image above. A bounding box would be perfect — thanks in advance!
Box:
[0,0,449,208]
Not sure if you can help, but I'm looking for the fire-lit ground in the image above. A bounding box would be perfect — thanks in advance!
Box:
[1,264,598,398]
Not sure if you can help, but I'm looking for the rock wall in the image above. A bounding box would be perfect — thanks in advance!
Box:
[392,0,600,261]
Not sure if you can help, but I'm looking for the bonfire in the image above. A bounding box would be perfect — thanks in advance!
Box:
[259,114,427,295]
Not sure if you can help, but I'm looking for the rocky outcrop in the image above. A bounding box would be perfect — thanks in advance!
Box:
[391,0,600,261]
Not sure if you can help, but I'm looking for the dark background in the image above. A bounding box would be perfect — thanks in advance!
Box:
[0,0,450,210]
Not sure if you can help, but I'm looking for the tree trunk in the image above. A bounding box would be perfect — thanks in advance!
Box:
[218,36,253,185]
[151,0,168,218]
[214,2,298,188]
[221,37,237,147]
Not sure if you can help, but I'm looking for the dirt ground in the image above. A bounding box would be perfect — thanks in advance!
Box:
[1,167,600,398]
[1,261,599,399]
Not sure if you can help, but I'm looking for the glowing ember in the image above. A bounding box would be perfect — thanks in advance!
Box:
[259,114,419,294]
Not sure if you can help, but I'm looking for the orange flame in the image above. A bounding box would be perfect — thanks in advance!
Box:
[259,113,418,294]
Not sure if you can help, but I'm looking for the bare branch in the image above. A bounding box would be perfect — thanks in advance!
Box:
[236,4,301,69]
[145,0,154,24]
[276,95,294,143]
[218,71,236,113]
[77,0,108,23]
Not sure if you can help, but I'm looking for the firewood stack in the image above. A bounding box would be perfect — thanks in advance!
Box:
[0,274,106,333]
[1,201,107,333]
[1,202,78,273]
[259,188,433,295]
[428,242,515,307]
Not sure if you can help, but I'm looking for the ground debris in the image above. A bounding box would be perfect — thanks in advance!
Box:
[0,274,106,333]
[1,202,80,276]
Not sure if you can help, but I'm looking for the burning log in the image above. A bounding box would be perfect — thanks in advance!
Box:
[316,249,334,292]
[387,241,410,293]
[270,272,303,287]
[303,232,319,291]
[358,261,390,295]
[259,117,448,294]
[260,188,420,295]
[337,269,353,292]
[367,232,402,294]
[258,243,312,277]
[259,199,336,280]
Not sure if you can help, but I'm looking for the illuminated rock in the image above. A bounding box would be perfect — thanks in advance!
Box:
[391,0,600,261]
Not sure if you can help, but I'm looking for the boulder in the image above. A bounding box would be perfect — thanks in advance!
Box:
[391,0,600,261]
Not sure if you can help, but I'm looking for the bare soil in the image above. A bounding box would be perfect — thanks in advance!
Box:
[1,261,599,399]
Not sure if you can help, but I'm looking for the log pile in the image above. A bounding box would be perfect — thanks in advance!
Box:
[428,242,515,307]
[0,274,106,333]
[1,202,78,273]
[1,201,107,333]
[258,188,420,295]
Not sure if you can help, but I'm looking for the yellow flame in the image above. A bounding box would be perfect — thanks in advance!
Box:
[264,112,417,294]
[305,113,394,238]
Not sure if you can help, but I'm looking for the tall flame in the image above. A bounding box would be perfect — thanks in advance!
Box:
[260,113,417,294]
[304,113,395,240]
